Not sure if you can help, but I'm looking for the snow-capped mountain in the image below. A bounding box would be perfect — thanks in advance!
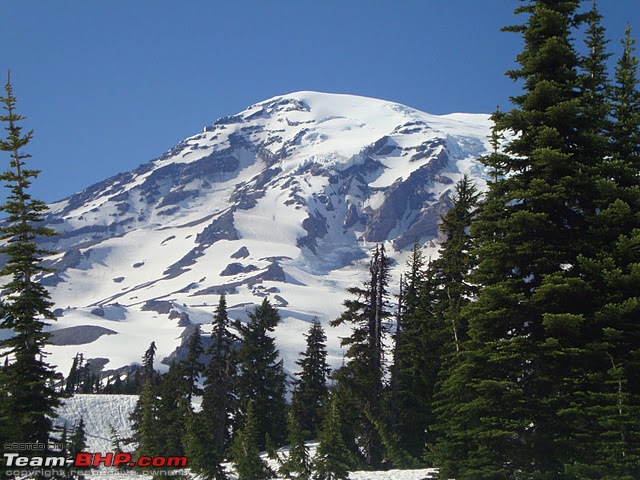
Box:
[35,91,492,378]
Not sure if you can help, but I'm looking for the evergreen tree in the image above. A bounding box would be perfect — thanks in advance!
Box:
[69,417,87,457]
[156,360,191,457]
[65,353,82,395]
[432,2,598,478]
[109,424,123,454]
[576,0,612,213]
[609,24,640,192]
[291,319,330,439]
[330,244,391,468]
[567,23,640,478]
[230,402,273,480]
[235,298,287,449]
[135,378,162,458]
[312,391,351,480]
[184,410,229,480]
[279,410,311,480]
[431,175,479,352]
[187,294,237,479]
[127,343,160,449]
[393,177,479,461]
[391,243,427,459]
[0,71,61,469]
[58,422,69,456]
[182,325,204,404]
[142,341,157,384]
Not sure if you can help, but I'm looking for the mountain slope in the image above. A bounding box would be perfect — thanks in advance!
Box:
[32,91,491,377]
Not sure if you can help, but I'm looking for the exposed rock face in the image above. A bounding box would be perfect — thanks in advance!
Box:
[364,149,450,243]
[141,300,174,314]
[260,261,286,282]
[196,210,239,246]
[394,196,453,250]
[220,263,259,276]
[231,246,250,259]
[298,211,329,253]
[50,326,117,345]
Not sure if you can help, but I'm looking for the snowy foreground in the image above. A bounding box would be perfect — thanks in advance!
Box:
[56,395,438,480]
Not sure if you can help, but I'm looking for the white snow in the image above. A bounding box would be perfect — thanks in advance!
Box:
[0,91,491,394]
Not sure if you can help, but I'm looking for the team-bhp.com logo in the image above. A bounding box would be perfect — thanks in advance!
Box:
[4,452,187,468]
[74,453,187,468]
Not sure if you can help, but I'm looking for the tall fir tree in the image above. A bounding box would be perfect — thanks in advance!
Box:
[65,353,83,395]
[576,0,612,219]
[432,2,599,478]
[230,402,273,480]
[291,319,330,439]
[568,23,640,479]
[0,72,61,470]
[182,324,204,404]
[187,294,237,480]
[69,417,87,458]
[394,176,479,462]
[312,391,352,480]
[235,298,287,449]
[127,342,160,450]
[142,341,157,384]
[135,377,162,459]
[609,24,640,193]
[278,410,312,480]
[431,174,480,352]
[391,242,427,460]
[134,360,192,473]
[330,244,391,468]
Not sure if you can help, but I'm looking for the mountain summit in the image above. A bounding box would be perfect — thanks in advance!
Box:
[37,91,492,374]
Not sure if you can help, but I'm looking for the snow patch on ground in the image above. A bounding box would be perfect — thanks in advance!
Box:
[56,394,438,480]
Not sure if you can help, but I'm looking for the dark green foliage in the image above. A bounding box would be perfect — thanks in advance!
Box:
[312,391,351,480]
[69,417,87,457]
[279,410,311,480]
[230,403,273,480]
[130,341,193,461]
[0,72,61,472]
[109,424,123,453]
[330,244,391,468]
[127,343,161,449]
[187,294,237,480]
[431,2,601,478]
[609,25,640,191]
[65,353,82,394]
[291,319,330,439]
[235,298,287,449]
[135,379,162,458]
[64,353,101,394]
[576,0,612,209]
[567,23,640,478]
[392,243,429,460]
[155,360,190,456]
[184,410,228,480]
[142,341,157,383]
[431,175,479,351]
[395,177,479,461]
[182,325,204,403]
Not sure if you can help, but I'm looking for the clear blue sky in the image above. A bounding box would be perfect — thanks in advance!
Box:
[2,1,639,203]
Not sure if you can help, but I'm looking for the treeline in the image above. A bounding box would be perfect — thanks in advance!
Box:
[63,352,148,395]
[126,295,343,480]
